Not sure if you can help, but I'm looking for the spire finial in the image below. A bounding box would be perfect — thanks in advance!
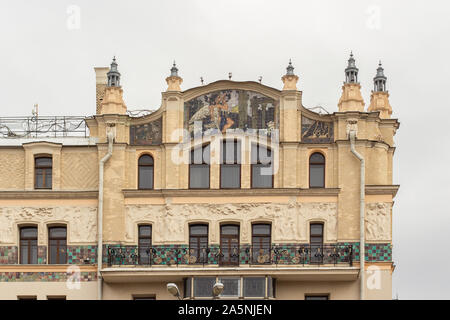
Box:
[286,59,295,76]
[107,56,121,87]
[374,60,387,92]
[344,51,358,83]
[170,61,179,77]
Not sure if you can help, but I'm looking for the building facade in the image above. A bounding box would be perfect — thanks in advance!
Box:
[0,54,399,300]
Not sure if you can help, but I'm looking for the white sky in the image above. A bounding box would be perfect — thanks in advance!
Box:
[1,0,449,299]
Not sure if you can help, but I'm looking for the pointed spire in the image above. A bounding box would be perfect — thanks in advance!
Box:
[107,56,121,87]
[286,59,295,76]
[170,61,179,77]
[345,51,359,84]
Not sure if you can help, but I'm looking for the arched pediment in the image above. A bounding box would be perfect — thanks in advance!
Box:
[182,81,280,138]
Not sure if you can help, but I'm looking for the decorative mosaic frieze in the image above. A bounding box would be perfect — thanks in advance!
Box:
[0,245,97,265]
[0,272,97,282]
[0,246,17,264]
[337,242,392,262]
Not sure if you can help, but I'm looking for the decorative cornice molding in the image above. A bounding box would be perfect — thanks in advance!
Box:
[122,188,340,198]
[0,190,98,200]
[365,185,400,197]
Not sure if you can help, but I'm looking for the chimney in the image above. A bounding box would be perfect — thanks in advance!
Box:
[94,67,109,114]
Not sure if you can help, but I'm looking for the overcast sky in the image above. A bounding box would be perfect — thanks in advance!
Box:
[1,0,449,299]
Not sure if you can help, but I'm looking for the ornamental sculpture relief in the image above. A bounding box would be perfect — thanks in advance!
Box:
[0,206,97,244]
[365,202,391,241]
[125,201,338,244]
[301,116,334,143]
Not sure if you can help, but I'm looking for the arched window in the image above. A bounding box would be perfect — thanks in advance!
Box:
[48,226,67,264]
[309,153,325,188]
[251,144,273,188]
[251,224,271,264]
[221,140,241,189]
[35,156,52,189]
[189,144,210,189]
[138,155,154,189]
[138,225,152,265]
[20,226,38,264]
[220,224,239,266]
[189,224,208,264]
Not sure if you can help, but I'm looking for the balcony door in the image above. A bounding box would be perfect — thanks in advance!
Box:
[310,223,324,264]
[220,225,239,266]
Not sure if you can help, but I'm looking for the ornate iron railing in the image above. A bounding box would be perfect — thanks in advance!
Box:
[0,116,88,138]
[106,244,353,267]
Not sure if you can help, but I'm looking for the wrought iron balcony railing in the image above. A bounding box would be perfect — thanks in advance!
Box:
[106,244,353,267]
[0,116,88,138]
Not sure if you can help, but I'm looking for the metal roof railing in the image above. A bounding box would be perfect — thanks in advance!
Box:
[0,116,88,138]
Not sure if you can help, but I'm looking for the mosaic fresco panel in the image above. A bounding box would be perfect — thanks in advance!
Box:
[129,117,162,145]
[301,116,334,143]
[184,90,278,137]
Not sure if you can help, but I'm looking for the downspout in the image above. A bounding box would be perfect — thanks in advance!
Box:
[97,130,114,300]
[349,130,365,300]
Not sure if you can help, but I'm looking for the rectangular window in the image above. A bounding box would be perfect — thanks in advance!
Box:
[20,227,38,264]
[305,295,329,300]
[189,145,210,189]
[132,295,156,300]
[193,277,216,298]
[47,296,66,300]
[243,277,266,298]
[17,296,37,300]
[220,140,241,189]
[184,278,192,299]
[138,225,152,265]
[35,157,52,189]
[251,145,273,188]
[48,227,67,264]
[219,277,240,297]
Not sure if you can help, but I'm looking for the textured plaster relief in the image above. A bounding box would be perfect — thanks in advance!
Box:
[298,203,337,242]
[0,206,97,244]
[365,202,391,241]
[125,201,337,244]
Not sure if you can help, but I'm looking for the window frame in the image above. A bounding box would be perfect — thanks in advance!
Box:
[309,222,324,264]
[19,226,38,265]
[48,226,67,264]
[138,224,152,265]
[189,224,209,264]
[309,152,325,188]
[219,224,240,266]
[34,156,52,189]
[138,154,154,190]
[251,144,273,189]
[220,140,241,189]
[189,144,211,189]
[251,223,272,264]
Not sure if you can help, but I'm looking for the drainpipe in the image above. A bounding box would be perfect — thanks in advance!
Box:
[97,130,114,300]
[349,130,365,300]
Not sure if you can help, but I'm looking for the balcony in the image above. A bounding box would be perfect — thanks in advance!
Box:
[106,244,354,267]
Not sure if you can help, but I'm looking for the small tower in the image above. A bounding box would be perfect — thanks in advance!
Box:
[107,57,121,87]
[281,59,299,90]
[338,52,365,112]
[368,61,392,119]
[166,61,183,92]
[99,57,127,115]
